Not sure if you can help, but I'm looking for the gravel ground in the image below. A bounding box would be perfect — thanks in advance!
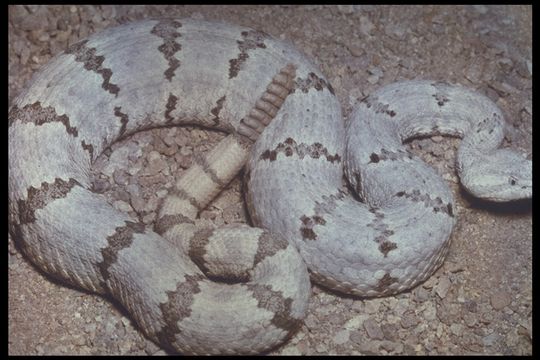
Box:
[8,5,532,355]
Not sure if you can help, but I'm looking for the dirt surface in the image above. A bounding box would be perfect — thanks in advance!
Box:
[8,5,532,355]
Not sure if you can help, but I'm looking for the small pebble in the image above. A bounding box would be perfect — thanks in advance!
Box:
[490,291,512,310]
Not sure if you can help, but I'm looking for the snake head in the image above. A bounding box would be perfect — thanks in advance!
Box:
[458,149,532,202]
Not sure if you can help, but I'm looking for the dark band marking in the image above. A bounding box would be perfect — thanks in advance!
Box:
[378,239,398,256]
[246,283,301,333]
[151,19,182,80]
[395,190,454,217]
[210,96,226,126]
[9,102,78,136]
[368,148,413,164]
[432,93,450,107]
[164,93,179,123]
[300,215,325,241]
[98,220,146,282]
[192,153,227,187]
[156,273,206,350]
[188,227,215,276]
[65,40,119,96]
[361,95,397,117]
[154,213,195,235]
[253,231,289,268]
[375,272,399,293]
[168,186,202,211]
[315,189,348,213]
[114,106,129,137]
[81,140,95,161]
[294,72,335,95]
[366,207,397,257]
[260,137,341,163]
[18,178,80,224]
[150,19,182,81]
[474,113,502,135]
[299,189,347,241]
[229,30,268,79]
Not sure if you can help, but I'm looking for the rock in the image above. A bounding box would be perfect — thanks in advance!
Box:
[422,303,437,321]
[130,195,147,213]
[351,300,364,312]
[434,276,451,298]
[367,74,380,84]
[332,329,350,345]
[356,340,380,355]
[304,313,318,330]
[490,291,512,310]
[393,298,409,316]
[113,189,131,202]
[450,323,464,337]
[347,43,364,57]
[279,344,302,355]
[517,325,531,339]
[464,313,477,328]
[127,160,143,176]
[112,200,133,213]
[18,7,50,31]
[153,135,178,156]
[156,189,168,198]
[125,184,141,198]
[138,173,167,187]
[482,332,501,347]
[400,310,420,329]
[142,213,155,225]
[462,299,478,313]
[364,299,381,314]
[295,340,309,354]
[145,157,168,175]
[367,66,383,77]
[147,150,161,162]
[363,317,384,340]
[113,169,130,186]
[380,323,399,341]
[175,153,192,169]
[380,340,402,353]
[143,195,159,213]
[344,314,368,330]
[103,145,137,176]
[92,178,111,193]
[359,15,374,36]
[83,322,97,334]
[422,275,437,289]
[315,342,328,353]
[413,286,431,302]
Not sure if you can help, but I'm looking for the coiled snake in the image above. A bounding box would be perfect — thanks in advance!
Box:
[8,19,532,354]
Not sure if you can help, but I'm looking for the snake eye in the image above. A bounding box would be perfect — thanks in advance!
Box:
[509,177,517,186]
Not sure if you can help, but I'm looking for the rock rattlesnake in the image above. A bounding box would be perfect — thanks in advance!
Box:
[8,18,532,354]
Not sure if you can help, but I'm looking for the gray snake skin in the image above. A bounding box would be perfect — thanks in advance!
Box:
[8,18,532,354]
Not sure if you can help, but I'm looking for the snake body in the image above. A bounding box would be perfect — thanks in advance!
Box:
[8,19,532,354]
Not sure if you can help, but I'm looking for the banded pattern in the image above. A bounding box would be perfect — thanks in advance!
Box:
[8,19,315,354]
[8,18,532,354]
[246,75,532,298]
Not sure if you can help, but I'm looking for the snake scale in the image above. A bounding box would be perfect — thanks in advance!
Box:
[8,18,532,354]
